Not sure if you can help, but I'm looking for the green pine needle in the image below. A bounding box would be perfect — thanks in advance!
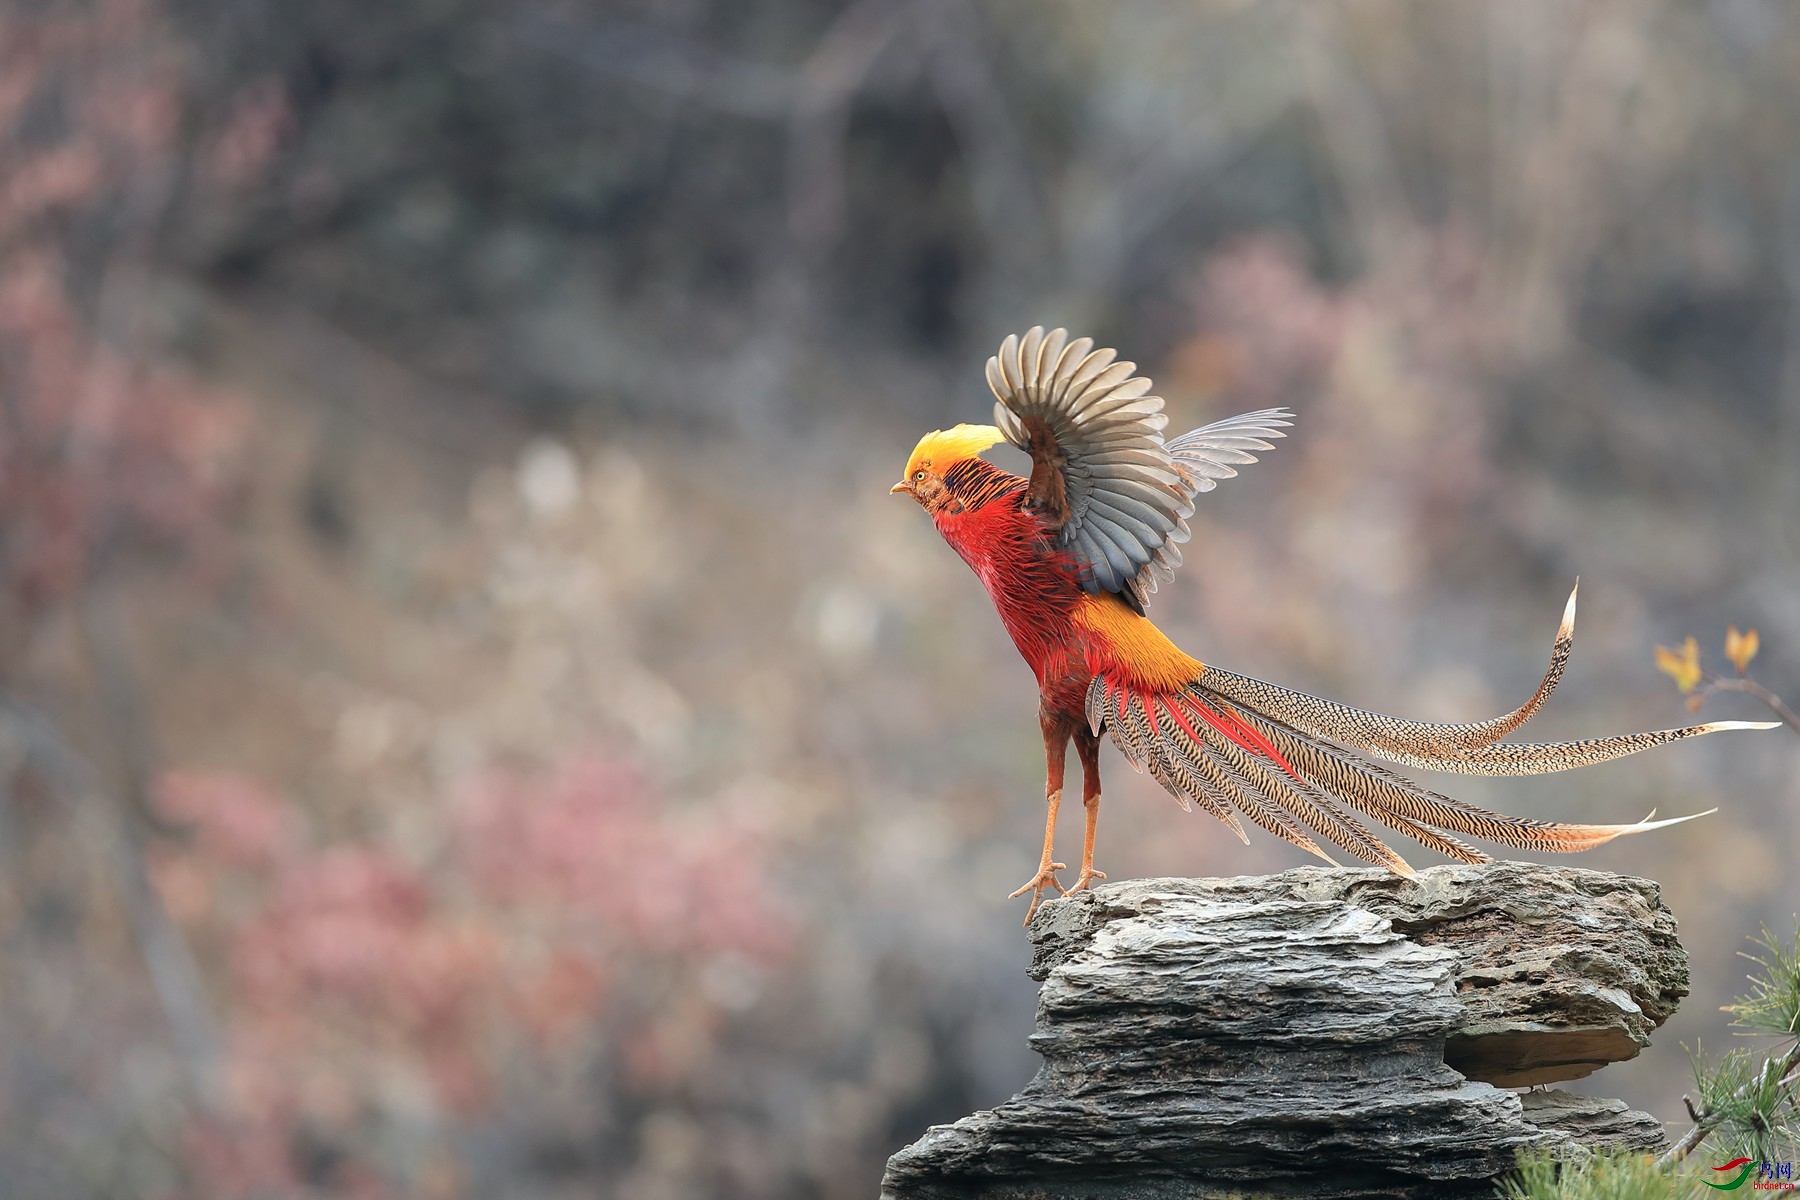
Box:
[1499,1149,1705,1200]
[1726,922,1800,1043]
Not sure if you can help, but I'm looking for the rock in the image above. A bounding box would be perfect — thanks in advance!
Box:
[1517,1090,1667,1153]
[881,864,1685,1200]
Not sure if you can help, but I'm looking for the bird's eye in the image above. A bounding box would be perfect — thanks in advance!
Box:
[913,470,926,481]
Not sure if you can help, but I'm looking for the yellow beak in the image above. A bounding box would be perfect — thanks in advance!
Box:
[890,481,911,495]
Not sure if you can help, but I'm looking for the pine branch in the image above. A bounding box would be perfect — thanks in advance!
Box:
[1656,920,1800,1167]
[1656,1042,1800,1167]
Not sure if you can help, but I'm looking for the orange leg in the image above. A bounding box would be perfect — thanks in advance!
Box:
[1009,710,1072,923]
[1068,726,1107,893]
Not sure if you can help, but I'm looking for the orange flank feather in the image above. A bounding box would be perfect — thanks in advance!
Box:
[1069,593,1201,691]
[1071,595,1302,776]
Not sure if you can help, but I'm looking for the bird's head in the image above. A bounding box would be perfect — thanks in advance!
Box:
[891,424,1005,511]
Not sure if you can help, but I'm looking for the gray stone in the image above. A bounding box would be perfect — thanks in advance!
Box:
[1517,1090,1667,1153]
[882,864,1685,1200]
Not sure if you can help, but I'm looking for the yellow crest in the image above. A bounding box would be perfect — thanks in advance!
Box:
[903,423,1005,478]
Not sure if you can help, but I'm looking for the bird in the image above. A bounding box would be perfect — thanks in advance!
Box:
[891,326,1777,923]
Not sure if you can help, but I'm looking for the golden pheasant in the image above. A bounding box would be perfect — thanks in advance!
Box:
[892,326,1775,922]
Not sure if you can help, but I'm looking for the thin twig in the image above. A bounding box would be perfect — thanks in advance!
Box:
[1700,673,1800,735]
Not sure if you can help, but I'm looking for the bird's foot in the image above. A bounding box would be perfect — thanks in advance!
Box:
[1067,866,1107,894]
[1008,861,1067,925]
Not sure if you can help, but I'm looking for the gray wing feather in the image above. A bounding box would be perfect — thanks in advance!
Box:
[1165,408,1293,495]
[1134,406,1294,595]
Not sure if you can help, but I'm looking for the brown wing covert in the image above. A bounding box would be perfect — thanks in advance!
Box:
[987,327,1193,609]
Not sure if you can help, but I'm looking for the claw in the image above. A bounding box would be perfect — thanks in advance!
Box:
[1067,866,1107,894]
[1009,861,1068,924]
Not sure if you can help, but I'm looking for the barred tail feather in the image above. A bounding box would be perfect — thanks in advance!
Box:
[1152,696,1331,859]
[1111,685,1253,843]
[1190,740,1340,864]
[1097,679,1337,861]
[1356,720,1780,776]
[1194,717,1416,876]
[1100,676,1413,874]
[1196,581,1776,777]
[1143,701,1253,842]
[1220,701,1705,855]
[1196,583,1583,760]
[1085,656,1739,873]
[1148,744,1251,844]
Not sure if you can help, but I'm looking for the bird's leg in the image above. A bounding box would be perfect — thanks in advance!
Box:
[1068,726,1107,894]
[1009,711,1072,924]
[1007,789,1065,924]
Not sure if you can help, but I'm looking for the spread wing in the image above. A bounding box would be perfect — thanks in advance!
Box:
[1139,407,1292,592]
[987,326,1190,608]
[987,325,1290,611]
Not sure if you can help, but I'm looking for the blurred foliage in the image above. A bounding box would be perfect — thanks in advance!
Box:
[162,758,791,1195]
[1726,628,1762,678]
[1655,639,1703,696]
[5,0,1800,1196]
[0,0,257,623]
[1498,1151,1705,1200]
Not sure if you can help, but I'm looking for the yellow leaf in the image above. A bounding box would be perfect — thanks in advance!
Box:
[1655,637,1701,694]
[1725,626,1760,675]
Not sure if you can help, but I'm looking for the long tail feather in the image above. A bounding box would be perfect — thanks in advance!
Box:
[1196,580,1777,776]
[1085,613,1753,872]
[1144,700,1251,840]
[1197,744,1341,864]
[1351,720,1780,776]
[1152,694,1324,852]
[1097,678,1345,864]
[1196,584,1583,760]
[1157,697,1337,862]
[1148,744,1251,843]
[1222,701,1700,855]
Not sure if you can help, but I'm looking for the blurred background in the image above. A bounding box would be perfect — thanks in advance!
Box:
[3,0,1799,1195]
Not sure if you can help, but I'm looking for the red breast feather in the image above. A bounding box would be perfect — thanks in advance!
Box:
[931,465,1086,701]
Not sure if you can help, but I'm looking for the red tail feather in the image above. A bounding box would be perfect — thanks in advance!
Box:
[1175,693,1299,779]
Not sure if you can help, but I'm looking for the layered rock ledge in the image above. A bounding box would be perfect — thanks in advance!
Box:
[882,863,1686,1200]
